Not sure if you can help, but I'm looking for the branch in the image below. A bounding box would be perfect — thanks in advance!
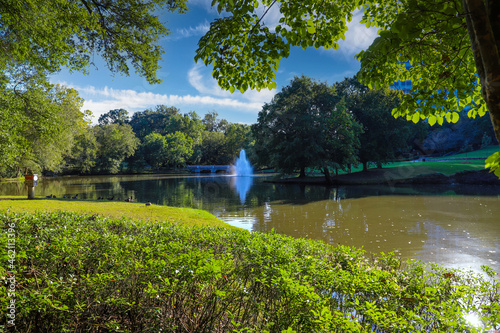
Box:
[249,0,278,36]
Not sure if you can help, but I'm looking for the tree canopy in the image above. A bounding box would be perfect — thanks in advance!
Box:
[336,77,415,171]
[252,76,362,183]
[196,0,500,176]
[0,0,188,84]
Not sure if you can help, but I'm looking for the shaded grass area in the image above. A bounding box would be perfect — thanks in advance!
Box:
[0,199,232,229]
[1,211,499,332]
[284,147,500,185]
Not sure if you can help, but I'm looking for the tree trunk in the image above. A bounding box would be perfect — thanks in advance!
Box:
[463,0,500,146]
[362,161,368,172]
[299,166,306,178]
[322,166,332,184]
[377,161,382,169]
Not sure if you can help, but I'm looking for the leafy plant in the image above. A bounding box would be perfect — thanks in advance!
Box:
[1,211,498,332]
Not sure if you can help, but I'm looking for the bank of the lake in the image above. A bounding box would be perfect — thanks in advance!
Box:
[0,199,233,229]
[1,210,499,332]
[268,168,500,186]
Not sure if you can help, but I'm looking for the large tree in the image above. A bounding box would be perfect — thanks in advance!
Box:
[195,0,500,176]
[0,0,188,84]
[252,76,362,183]
[0,70,88,177]
[130,105,181,140]
[93,123,139,174]
[336,77,415,171]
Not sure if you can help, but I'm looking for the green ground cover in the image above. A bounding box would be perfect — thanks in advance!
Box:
[1,211,499,332]
[377,146,498,175]
[0,199,231,229]
[300,146,498,180]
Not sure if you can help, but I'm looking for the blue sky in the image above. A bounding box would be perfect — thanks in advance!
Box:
[51,0,378,125]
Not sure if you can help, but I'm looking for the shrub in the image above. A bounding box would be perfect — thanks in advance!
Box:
[1,211,499,332]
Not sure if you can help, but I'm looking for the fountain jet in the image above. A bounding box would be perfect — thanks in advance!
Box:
[232,149,253,176]
[231,149,253,203]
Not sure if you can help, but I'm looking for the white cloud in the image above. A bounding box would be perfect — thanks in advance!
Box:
[61,83,264,123]
[325,10,378,58]
[188,0,218,13]
[188,63,275,105]
[171,21,210,40]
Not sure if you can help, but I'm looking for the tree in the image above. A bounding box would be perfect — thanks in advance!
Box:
[0,0,188,84]
[202,111,229,132]
[336,77,414,171]
[98,109,130,126]
[65,129,98,174]
[200,131,228,165]
[0,69,88,177]
[224,123,252,162]
[130,105,181,140]
[165,111,205,164]
[93,123,139,173]
[196,0,500,176]
[164,132,194,167]
[140,132,169,169]
[252,76,361,183]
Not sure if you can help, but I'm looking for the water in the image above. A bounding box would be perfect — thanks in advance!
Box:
[231,149,254,203]
[1,174,499,272]
[232,149,253,176]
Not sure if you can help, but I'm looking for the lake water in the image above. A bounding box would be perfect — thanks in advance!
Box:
[2,174,499,273]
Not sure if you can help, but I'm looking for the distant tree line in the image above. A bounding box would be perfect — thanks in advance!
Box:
[251,75,497,183]
[0,74,495,178]
[64,107,253,175]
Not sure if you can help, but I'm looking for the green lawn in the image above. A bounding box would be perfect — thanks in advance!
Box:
[0,198,234,229]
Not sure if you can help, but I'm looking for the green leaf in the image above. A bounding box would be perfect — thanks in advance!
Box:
[428,115,437,126]
[411,113,420,123]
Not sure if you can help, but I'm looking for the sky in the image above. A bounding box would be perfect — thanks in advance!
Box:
[51,0,379,125]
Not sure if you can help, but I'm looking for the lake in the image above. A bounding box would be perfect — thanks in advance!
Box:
[2,173,499,273]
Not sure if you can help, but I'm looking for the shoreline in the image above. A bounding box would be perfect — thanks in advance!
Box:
[266,168,500,186]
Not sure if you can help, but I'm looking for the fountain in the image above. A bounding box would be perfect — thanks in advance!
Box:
[231,149,253,203]
[232,149,253,176]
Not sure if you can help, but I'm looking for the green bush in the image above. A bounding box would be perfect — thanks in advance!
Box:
[1,211,499,332]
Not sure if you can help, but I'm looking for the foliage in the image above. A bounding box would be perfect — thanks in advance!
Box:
[336,77,414,170]
[196,0,500,175]
[164,131,194,167]
[139,132,169,169]
[225,123,253,163]
[130,105,182,140]
[252,76,362,182]
[1,211,499,332]
[200,131,229,165]
[64,129,99,174]
[98,109,130,126]
[93,124,139,174]
[0,0,188,84]
[202,111,229,132]
[0,69,87,177]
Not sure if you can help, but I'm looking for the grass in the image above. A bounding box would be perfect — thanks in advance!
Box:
[297,146,499,183]
[0,198,233,229]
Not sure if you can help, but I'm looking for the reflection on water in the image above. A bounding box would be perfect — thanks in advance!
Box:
[1,174,499,272]
[230,176,254,203]
[220,196,500,273]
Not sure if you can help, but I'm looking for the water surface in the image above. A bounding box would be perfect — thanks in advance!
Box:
[2,174,499,272]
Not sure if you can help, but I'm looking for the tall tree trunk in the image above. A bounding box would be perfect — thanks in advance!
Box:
[299,166,306,178]
[463,0,500,145]
[362,161,368,172]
